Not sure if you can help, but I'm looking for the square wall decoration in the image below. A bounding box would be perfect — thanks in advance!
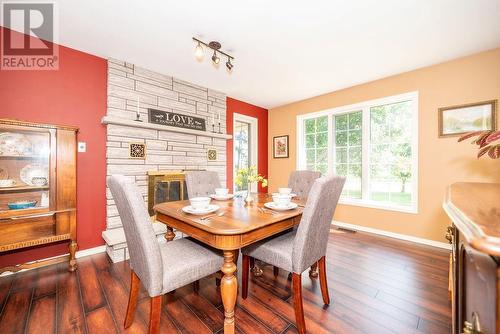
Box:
[273,135,289,158]
[129,143,146,159]
[438,100,497,137]
[207,148,217,161]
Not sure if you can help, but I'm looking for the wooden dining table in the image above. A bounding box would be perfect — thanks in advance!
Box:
[154,193,305,334]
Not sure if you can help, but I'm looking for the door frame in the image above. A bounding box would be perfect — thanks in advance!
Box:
[233,113,258,193]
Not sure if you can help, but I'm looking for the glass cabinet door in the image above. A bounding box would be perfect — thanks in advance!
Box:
[0,127,51,214]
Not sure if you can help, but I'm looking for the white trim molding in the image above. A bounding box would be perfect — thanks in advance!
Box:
[233,113,259,193]
[332,220,451,250]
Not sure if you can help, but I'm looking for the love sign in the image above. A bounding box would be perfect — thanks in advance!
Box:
[148,108,206,131]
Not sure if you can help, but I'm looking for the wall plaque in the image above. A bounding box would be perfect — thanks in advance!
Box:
[148,108,206,131]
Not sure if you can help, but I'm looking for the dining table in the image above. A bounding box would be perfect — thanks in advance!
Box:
[154,193,305,334]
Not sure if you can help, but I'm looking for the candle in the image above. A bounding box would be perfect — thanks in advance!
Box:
[218,111,221,121]
[212,112,215,124]
[136,97,140,116]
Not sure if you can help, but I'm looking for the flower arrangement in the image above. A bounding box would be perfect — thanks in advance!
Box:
[458,130,500,159]
[235,166,267,202]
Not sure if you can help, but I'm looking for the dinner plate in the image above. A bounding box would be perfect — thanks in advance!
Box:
[210,194,234,201]
[182,204,220,215]
[20,164,49,186]
[264,202,298,211]
[272,193,297,198]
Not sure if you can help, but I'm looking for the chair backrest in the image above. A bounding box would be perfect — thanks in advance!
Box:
[288,170,321,199]
[185,171,221,198]
[107,175,163,297]
[292,175,345,273]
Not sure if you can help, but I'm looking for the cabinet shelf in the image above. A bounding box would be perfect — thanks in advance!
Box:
[0,155,48,159]
[0,185,49,192]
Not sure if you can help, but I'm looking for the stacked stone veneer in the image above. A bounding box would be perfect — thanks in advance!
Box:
[103,58,227,262]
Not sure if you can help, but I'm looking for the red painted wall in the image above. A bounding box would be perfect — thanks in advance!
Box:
[226,97,268,192]
[0,27,107,267]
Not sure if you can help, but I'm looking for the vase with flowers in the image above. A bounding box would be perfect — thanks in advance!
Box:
[235,166,268,203]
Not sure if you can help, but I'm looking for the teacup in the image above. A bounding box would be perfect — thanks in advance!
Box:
[278,187,292,195]
[215,188,229,196]
[31,176,48,186]
[189,197,211,211]
[272,194,292,208]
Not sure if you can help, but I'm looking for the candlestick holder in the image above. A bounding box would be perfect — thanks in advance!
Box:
[134,112,143,122]
[218,122,222,134]
[212,123,215,133]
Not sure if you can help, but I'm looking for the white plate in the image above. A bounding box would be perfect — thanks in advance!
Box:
[272,193,297,198]
[20,164,49,186]
[182,204,220,215]
[264,202,298,211]
[210,194,234,201]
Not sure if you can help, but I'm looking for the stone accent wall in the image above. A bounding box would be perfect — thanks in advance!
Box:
[103,58,228,261]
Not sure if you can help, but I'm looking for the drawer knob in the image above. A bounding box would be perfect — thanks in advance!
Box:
[463,312,483,334]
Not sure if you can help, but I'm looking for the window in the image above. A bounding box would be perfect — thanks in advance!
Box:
[297,92,418,213]
[233,113,258,193]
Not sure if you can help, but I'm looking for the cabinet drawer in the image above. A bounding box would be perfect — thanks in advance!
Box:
[462,244,497,333]
[0,214,56,246]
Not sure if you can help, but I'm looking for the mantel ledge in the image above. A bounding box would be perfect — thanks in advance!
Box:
[101,116,232,140]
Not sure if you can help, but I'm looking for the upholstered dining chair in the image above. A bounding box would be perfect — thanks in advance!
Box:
[267,170,321,278]
[185,170,221,198]
[241,175,345,334]
[107,175,224,334]
[288,170,321,199]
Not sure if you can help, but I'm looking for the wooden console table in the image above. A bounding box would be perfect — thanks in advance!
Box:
[443,182,500,334]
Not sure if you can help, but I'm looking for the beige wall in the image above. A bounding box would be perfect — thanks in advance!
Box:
[268,48,500,242]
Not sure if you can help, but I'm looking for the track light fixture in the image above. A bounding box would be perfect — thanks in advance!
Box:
[193,37,234,71]
[226,57,233,70]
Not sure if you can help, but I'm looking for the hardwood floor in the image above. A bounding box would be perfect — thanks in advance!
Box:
[0,230,452,333]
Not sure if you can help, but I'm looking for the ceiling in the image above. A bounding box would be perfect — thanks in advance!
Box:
[48,1,500,108]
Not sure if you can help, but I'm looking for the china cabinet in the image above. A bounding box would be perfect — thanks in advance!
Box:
[444,182,500,334]
[0,119,78,273]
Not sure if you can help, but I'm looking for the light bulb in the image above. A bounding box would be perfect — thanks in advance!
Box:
[226,58,233,70]
[212,50,220,64]
[194,42,204,59]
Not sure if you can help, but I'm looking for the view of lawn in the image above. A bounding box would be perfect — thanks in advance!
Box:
[343,190,411,206]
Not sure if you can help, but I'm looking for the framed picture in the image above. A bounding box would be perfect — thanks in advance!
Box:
[273,135,289,158]
[438,100,497,137]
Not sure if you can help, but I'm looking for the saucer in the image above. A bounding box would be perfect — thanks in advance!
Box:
[264,202,298,211]
[272,193,297,198]
[182,204,220,215]
[210,194,234,201]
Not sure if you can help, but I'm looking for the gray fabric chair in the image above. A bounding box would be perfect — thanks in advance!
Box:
[288,170,321,199]
[185,171,221,198]
[241,175,345,334]
[107,175,223,334]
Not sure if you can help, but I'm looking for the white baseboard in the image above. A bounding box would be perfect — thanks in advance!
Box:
[332,221,451,250]
[0,244,107,277]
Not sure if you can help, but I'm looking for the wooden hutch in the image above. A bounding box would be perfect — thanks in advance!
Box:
[444,182,500,334]
[0,119,78,273]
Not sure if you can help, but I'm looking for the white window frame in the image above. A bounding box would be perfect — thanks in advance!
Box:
[233,113,258,193]
[297,91,419,214]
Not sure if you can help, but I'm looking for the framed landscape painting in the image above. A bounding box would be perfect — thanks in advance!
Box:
[438,100,497,137]
[273,135,289,158]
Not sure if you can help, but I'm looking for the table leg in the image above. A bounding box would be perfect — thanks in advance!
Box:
[165,226,175,241]
[221,250,237,334]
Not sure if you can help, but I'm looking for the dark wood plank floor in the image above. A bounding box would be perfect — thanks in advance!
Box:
[0,230,452,334]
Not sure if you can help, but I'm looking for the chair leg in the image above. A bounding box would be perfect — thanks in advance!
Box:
[149,296,162,334]
[124,270,140,328]
[249,256,255,269]
[242,255,249,299]
[318,256,330,305]
[273,266,279,277]
[309,261,319,278]
[292,273,306,334]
